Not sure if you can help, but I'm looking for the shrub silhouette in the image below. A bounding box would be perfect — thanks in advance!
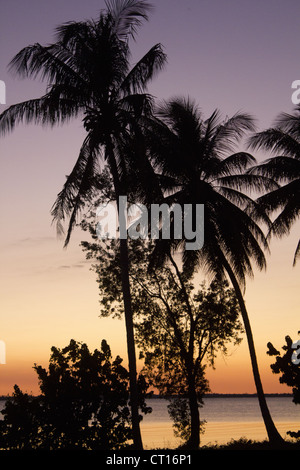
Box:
[0,339,149,450]
[267,333,300,440]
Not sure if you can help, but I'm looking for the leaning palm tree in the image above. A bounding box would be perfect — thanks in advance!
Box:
[248,105,300,266]
[0,0,166,449]
[145,97,284,446]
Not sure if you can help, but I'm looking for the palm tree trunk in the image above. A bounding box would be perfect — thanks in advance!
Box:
[222,258,285,446]
[119,236,143,450]
[106,140,143,450]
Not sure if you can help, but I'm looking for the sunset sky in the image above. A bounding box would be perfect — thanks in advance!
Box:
[0,0,299,396]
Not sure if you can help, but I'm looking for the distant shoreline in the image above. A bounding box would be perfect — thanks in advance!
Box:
[0,392,293,400]
[147,393,294,399]
[203,393,293,398]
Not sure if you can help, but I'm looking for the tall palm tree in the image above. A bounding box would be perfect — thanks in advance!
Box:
[0,0,166,449]
[248,105,300,266]
[145,97,284,446]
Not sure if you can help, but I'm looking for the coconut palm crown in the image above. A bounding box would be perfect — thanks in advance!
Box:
[0,0,166,244]
[248,105,300,265]
[147,97,276,286]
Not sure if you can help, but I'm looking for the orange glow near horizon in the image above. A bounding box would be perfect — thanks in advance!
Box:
[0,214,299,397]
[0,336,293,397]
[0,0,299,401]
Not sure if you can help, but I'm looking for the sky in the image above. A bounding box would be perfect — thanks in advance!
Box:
[0,0,299,397]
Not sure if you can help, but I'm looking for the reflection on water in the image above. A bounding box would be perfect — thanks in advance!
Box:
[141,397,300,449]
[141,419,298,449]
[144,396,300,424]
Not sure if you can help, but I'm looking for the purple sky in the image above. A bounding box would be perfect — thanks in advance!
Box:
[1,0,299,124]
[0,0,299,396]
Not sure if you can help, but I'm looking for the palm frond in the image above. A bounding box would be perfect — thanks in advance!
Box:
[218,152,256,173]
[119,93,154,120]
[210,112,256,157]
[215,189,269,253]
[215,173,280,194]
[54,17,131,93]
[8,42,86,88]
[267,186,300,237]
[51,133,101,246]
[54,20,95,46]
[256,179,299,213]
[216,186,272,228]
[156,97,202,133]
[106,0,152,41]
[293,239,300,266]
[202,109,222,141]
[0,92,80,134]
[185,185,268,288]
[0,97,50,134]
[249,156,300,182]
[274,105,300,141]
[248,129,300,158]
[121,43,166,94]
[247,109,300,267]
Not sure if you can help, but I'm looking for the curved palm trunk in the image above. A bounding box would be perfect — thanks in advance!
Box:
[222,257,285,446]
[106,140,143,450]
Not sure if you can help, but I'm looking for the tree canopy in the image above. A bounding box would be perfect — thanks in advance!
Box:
[81,228,243,447]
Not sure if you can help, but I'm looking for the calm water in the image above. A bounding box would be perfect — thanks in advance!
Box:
[1,396,299,449]
[144,396,300,423]
[141,396,300,448]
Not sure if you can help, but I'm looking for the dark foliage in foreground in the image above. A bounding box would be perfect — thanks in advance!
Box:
[267,332,300,439]
[0,339,150,450]
[199,437,300,451]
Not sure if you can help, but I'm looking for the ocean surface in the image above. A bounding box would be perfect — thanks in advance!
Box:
[140,396,300,448]
[1,396,299,449]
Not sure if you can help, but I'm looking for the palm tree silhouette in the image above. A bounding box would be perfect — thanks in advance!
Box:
[146,97,284,445]
[248,105,300,266]
[0,0,166,449]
